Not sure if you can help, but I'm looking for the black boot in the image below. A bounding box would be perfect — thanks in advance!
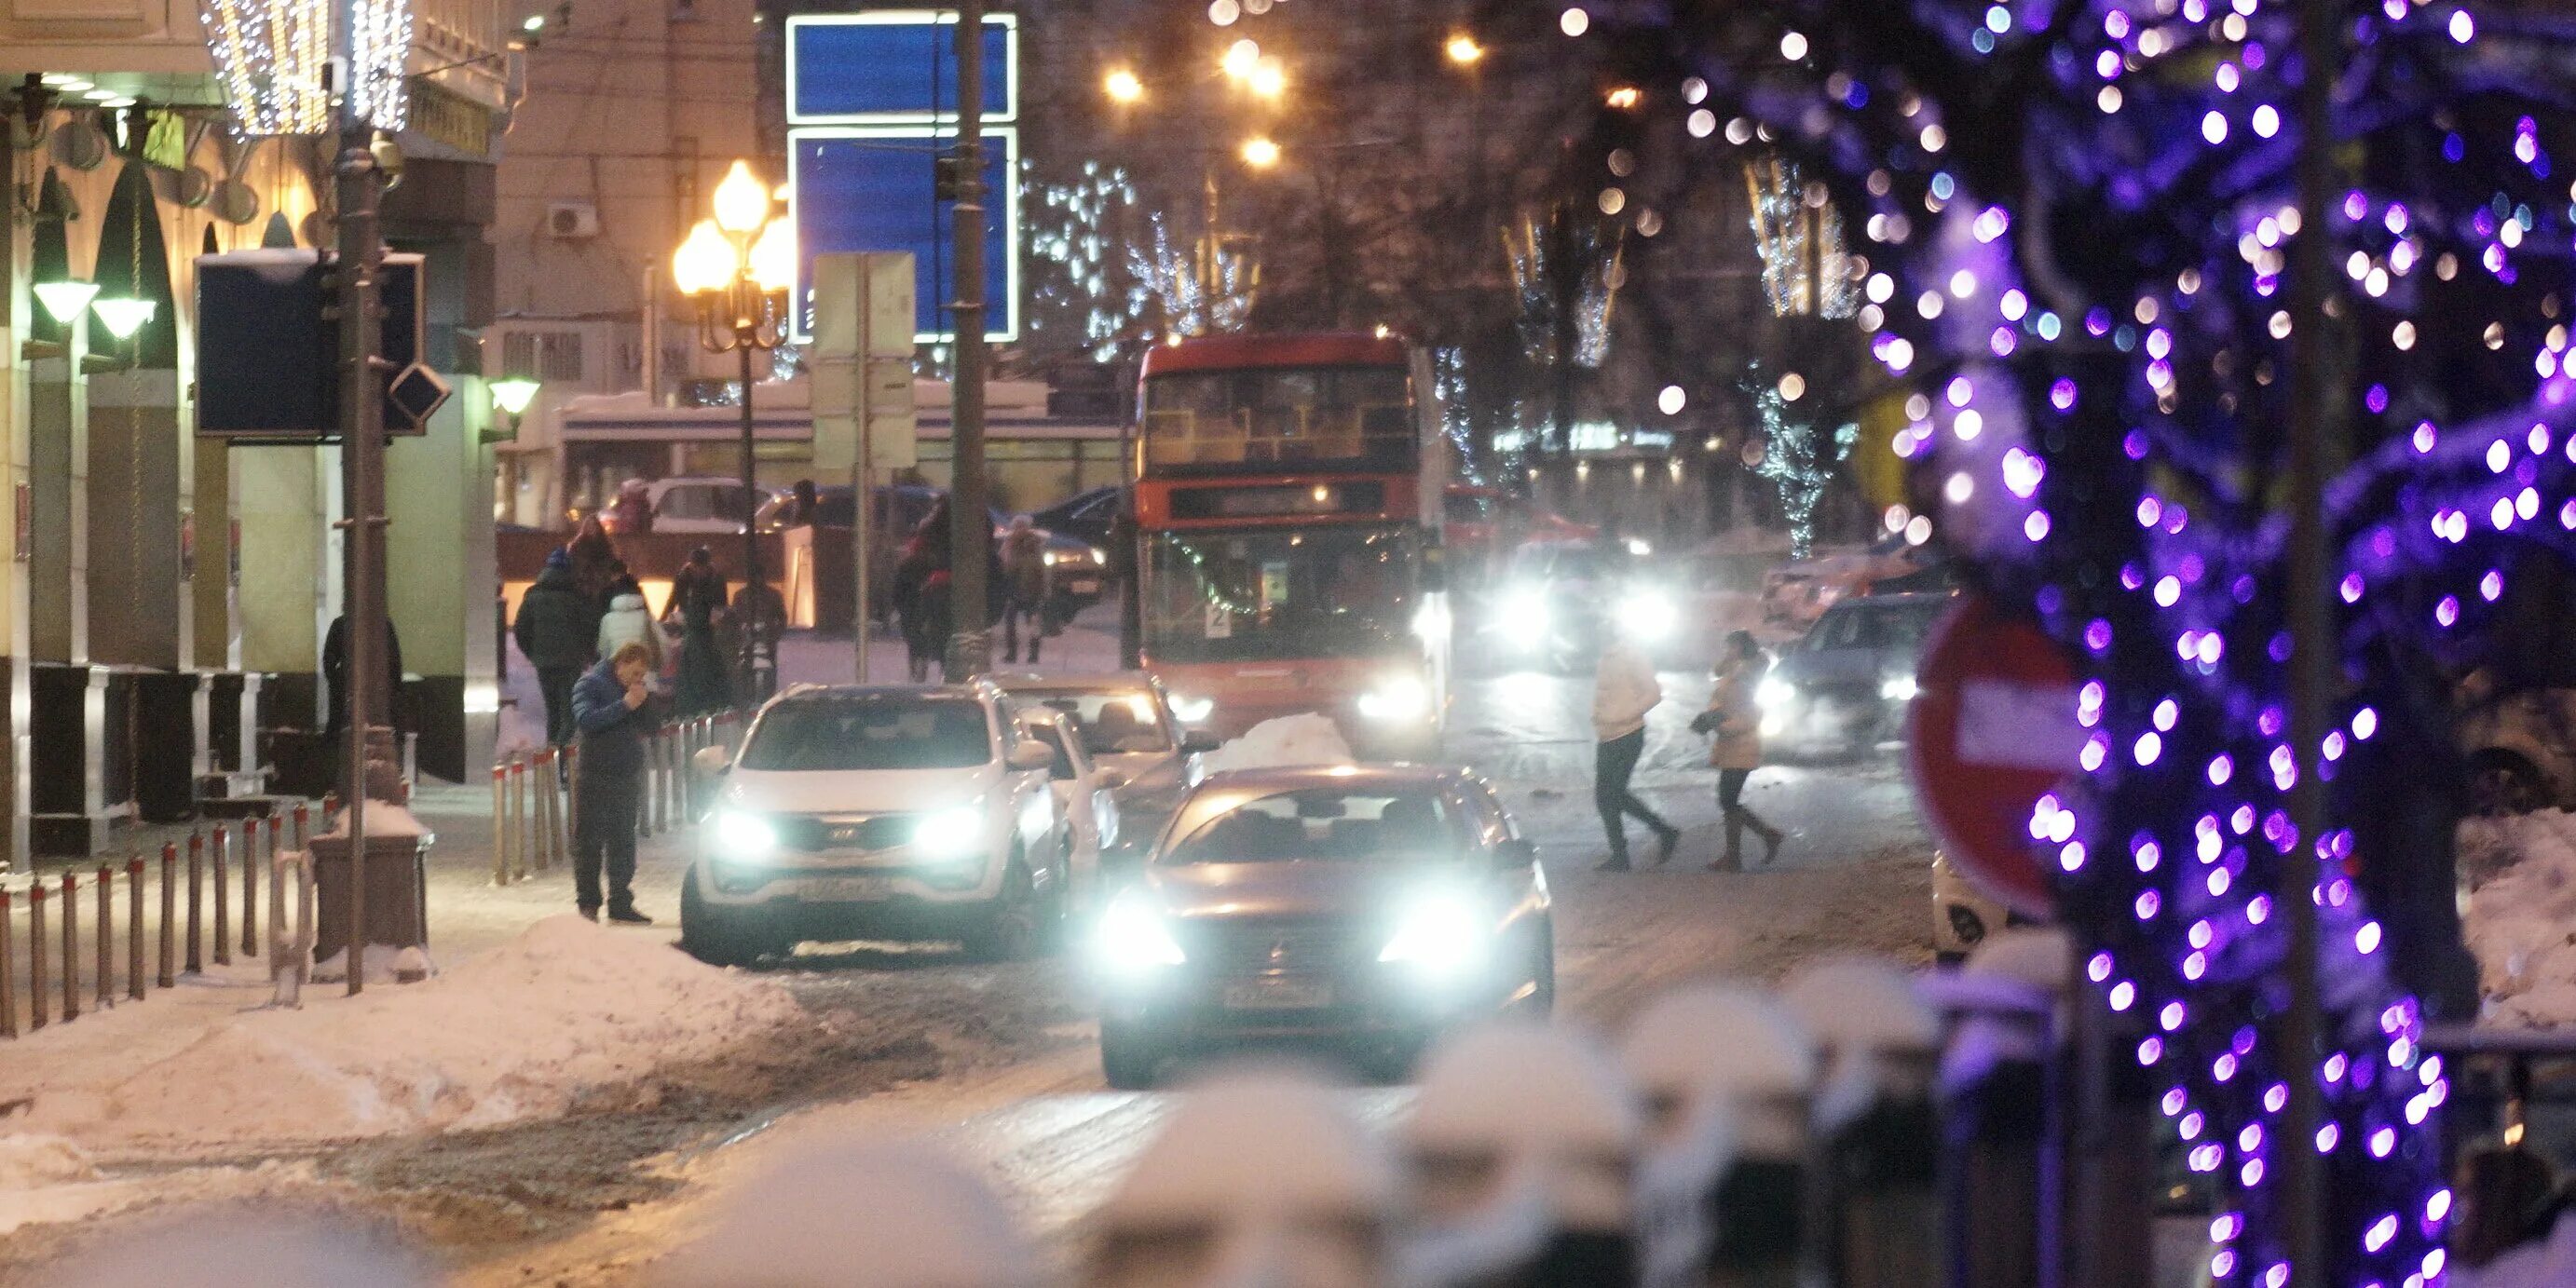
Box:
[1713,812,1744,871]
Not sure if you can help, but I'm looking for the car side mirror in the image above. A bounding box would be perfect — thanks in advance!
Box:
[691,745,732,777]
[1008,739,1054,772]
[1180,730,1220,755]
[1494,837,1538,870]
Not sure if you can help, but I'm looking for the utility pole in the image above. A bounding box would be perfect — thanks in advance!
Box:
[945,0,990,680]
[333,0,389,997]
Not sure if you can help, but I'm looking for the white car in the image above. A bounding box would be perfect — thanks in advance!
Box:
[1021,708,1121,915]
[643,477,792,535]
[682,681,1069,965]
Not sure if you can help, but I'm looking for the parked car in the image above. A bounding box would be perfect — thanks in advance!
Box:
[1021,707,1122,915]
[681,681,1070,965]
[604,477,792,536]
[1087,764,1555,1088]
[1931,849,2013,965]
[1756,591,1954,757]
[1443,484,1597,580]
[1031,484,1122,550]
[993,673,1217,864]
[1757,542,1923,630]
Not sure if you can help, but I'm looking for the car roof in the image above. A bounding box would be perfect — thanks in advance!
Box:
[1196,764,1469,793]
[770,682,995,704]
[990,672,1161,694]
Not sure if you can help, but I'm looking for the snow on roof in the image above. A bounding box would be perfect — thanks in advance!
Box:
[1199,713,1356,774]
[1617,984,1817,1101]
[46,1208,434,1287]
[1779,956,1942,1055]
[1962,928,2074,996]
[1100,1068,1396,1226]
[657,1135,1037,1288]
[313,802,432,840]
[1406,1021,1639,1154]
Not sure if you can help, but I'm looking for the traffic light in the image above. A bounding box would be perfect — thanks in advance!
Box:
[933,149,969,203]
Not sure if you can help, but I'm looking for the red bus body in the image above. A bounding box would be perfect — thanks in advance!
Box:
[1130,332,1452,757]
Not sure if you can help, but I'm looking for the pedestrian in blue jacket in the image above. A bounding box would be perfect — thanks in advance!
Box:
[571,642,657,923]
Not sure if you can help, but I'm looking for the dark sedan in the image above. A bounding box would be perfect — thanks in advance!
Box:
[1757,590,1953,757]
[1086,765,1554,1089]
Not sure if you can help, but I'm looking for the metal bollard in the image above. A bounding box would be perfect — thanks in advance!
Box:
[211,824,232,968]
[510,755,531,882]
[666,725,686,826]
[0,888,15,1038]
[157,842,177,989]
[96,865,113,1011]
[533,749,560,872]
[492,764,511,885]
[59,874,76,1023]
[242,817,262,958]
[27,881,46,1031]
[184,830,204,976]
[127,858,144,1001]
[293,802,309,853]
[640,732,662,837]
[297,847,316,986]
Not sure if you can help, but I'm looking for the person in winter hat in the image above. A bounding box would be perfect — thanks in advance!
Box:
[1591,635,1679,872]
[597,579,664,676]
[514,547,599,747]
[1694,630,1784,870]
[998,514,1050,664]
[570,641,659,923]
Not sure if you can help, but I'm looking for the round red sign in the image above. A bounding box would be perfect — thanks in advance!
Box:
[1904,592,2081,920]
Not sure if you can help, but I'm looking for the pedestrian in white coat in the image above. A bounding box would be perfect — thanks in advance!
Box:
[1592,636,1680,872]
[596,589,664,676]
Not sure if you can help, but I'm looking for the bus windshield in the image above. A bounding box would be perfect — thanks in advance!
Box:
[1141,366,1413,472]
[1143,526,1421,663]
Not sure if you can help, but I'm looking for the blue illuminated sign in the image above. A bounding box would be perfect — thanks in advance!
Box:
[789,127,1019,343]
[786,12,1015,125]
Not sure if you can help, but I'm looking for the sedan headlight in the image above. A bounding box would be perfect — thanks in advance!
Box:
[1357,675,1432,723]
[712,810,778,861]
[1169,692,1215,724]
[1378,892,1490,979]
[1880,673,1919,702]
[1093,890,1186,974]
[1615,588,1679,644]
[1499,585,1552,634]
[911,806,985,859]
[1756,677,1798,710]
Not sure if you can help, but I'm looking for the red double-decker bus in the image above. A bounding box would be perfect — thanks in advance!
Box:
[1130,332,1451,758]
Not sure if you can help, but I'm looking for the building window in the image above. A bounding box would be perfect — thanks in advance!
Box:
[502,330,586,384]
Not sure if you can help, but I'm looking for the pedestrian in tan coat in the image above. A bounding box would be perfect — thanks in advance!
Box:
[1697,630,1785,870]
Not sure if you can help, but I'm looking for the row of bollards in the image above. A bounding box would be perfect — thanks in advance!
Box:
[490,712,741,888]
[0,807,314,1038]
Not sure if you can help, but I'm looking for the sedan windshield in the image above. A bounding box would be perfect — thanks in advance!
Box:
[1164,790,1457,865]
[740,698,993,771]
[1804,603,1944,653]
[1015,689,1173,755]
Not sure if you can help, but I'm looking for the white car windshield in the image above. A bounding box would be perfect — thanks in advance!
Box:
[740,698,993,771]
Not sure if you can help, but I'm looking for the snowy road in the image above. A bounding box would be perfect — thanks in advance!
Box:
[442,656,1934,1286]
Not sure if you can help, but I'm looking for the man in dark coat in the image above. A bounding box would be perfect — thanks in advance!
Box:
[569,642,658,923]
[514,548,600,747]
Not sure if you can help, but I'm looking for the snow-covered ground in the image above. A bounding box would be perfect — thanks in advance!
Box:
[2459,810,2576,1026]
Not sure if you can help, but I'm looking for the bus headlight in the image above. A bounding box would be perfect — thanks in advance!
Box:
[1169,693,1216,724]
[911,807,986,859]
[1358,675,1432,723]
[1094,890,1186,975]
[712,810,778,861]
[1615,589,1679,644]
[1378,891,1489,980]
[1880,674,1919,702]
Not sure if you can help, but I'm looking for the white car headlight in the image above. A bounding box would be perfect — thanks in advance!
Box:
[1169,692,1215,724]
[911,806,985,859]
[1093,890,1185,973]
[1626,537,1654,556]
[712,810,778,861]
[1500,585,1552,630]
[1357,675,1432,723]
[1756,677,1797,710]
[1378,892,1490,977]
[1880,674,1919,702]
[1615,589,1678,644]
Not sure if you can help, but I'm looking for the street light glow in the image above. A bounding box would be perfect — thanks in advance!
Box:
[1247,57,1287,99]
[1604,85,1641,110]
[712,160,770,236]
[33,280,99,326]
[747,218,797,293]
[1103,68,1144,103]
[1445,33,1483,64]
[1239,136,1281,168]
[89,297,156,340]
[1220,38,1261,81]
[673,219,738,295]
[489,376,541,417]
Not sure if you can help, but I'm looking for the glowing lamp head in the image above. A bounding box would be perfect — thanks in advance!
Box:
[748,218,797,294]
[1220,38,1261,81]
[489,376,541,418]
[712,159,772,236]
[1247,57,1287,99]
[89,296,156,340]
[1240,136,1282,169]
[1103,68,1144,103]
[1445,33,1484,64]
[672,219,738,296]
[34,279,100,327]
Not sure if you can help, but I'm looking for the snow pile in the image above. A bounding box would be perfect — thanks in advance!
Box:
[1200,713,1355,773]
[5,915,799,1149]
[657,1134,1036,1288]
[313,802,432,839]
[44,1207,435,1288]
[0,1134,98,1189]
[2460,811,2576,1026]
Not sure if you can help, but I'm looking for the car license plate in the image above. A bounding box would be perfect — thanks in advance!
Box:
[1065,577,1099,595]
[1223,977,1332,1010]
[807,875,894,902]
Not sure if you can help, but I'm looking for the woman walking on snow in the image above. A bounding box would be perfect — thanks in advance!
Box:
[1697,630,1785,870]
[1592,635,1681,872]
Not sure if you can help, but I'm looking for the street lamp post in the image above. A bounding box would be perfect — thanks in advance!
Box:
[673,161,796,701]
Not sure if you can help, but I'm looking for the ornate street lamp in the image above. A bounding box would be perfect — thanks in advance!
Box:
[673,159,795,700]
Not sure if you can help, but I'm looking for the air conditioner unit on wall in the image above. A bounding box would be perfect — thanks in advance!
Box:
[547,201,600,238]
